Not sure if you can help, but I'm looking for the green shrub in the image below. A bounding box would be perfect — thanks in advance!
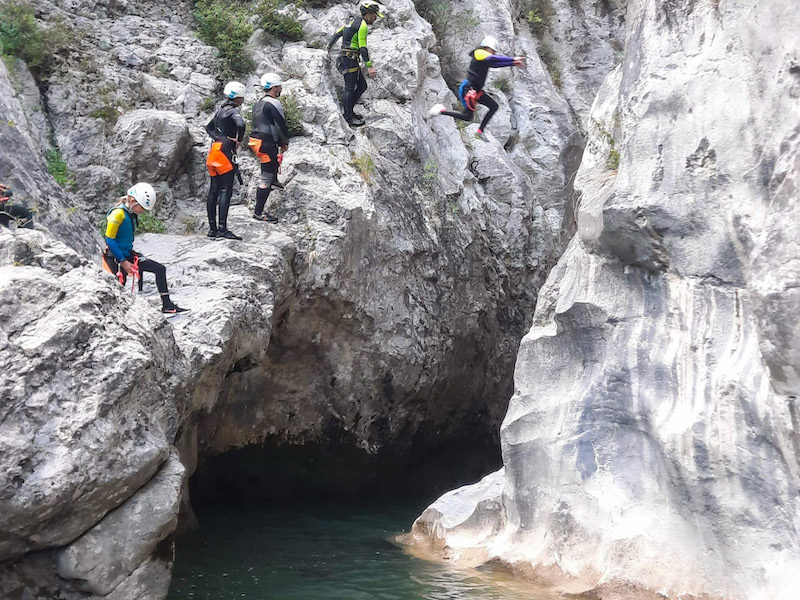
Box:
[181,216,201,234]
[137,214,166,234]
[88,86,124,126]
[423,158,438,181]
[256,0,304,41]
[352,153,375,182]
[281,94,304,137]
[593,118,621,172]
[193,0,255,76]
[0,2,74,73]
[527,10,544,26]
[606,147,620,171]
[45,148,76,189]
[200,95,217,111]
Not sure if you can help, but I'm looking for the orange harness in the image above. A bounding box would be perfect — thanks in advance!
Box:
[247,137,272,164]
[206,141,234,176]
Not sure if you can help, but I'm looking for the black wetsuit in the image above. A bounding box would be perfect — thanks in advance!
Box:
[250,96,290,216]
[0,199,34,229]
[205,100,245,233]
[440,48,515,132]
[328,16,373,122]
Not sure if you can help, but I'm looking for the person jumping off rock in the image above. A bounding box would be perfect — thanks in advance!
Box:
[103,183,189,315]
[0,184,34,230]
[328,1,385,127]
[249,73,290,224]
[426,36,525,140]
[205,81,246,241]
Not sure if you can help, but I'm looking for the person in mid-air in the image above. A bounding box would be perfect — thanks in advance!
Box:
[426,36,525,139]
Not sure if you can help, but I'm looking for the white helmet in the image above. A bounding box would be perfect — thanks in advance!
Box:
[127,182,156,211]
[260,72,284,90]
[480,35,500,52]
[223,81,246,99]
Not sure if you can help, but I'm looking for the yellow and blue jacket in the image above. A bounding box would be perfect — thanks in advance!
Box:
[465,48,516,92]
[105,205,136,261]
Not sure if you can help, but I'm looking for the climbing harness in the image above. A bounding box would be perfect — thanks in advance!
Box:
[464,89,484,112]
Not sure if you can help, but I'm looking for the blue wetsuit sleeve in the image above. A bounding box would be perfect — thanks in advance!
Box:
[106,237,126,262]
[485,54,515,68]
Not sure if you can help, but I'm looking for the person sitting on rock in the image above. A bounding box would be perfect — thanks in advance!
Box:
[249,73,290,224]
[426,36,525,140]
[103,183,189,315]
[0,184,34,230]
[327,1,385,127]
[205,81,247,241]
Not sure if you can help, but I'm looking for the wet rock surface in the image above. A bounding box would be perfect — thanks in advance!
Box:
[407,1,800,599]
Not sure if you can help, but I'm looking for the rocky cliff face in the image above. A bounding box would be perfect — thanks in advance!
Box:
[0,0,590,597]
[406,1,800,599]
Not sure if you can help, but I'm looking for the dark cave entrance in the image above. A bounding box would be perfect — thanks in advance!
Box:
[188,430,502,511]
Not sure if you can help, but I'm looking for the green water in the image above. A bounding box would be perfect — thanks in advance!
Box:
[168,501,557,600]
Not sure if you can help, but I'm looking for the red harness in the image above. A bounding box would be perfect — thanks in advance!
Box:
[464,89,484,111]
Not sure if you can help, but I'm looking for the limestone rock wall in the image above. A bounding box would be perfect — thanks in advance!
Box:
[0,0,602,597]
[406,1,800,599]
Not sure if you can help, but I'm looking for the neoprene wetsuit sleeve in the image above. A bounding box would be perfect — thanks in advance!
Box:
[105,208,127,261]
[357,20,371,66]
[234,111,246,143]
[327,27,343,50]
[485,53,515,68]
[205,116,217,139]
[271,104,290,145]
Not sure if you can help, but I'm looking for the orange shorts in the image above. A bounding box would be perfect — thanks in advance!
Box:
[248,137,272,164]
[206,141,234,176]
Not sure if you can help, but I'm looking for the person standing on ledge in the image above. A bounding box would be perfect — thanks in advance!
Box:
[0,184,34,230]
[103,183,189,315]
[328,2,385,127]
[249,72,290,223]
[426,36,525,140]
[206,81,246,240]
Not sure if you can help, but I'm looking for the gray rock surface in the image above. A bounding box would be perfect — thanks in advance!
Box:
[111,110,193,184]
[55,452,185,595]
[0,228,177,562]
[406,1,800,599]
[2,0,583,590]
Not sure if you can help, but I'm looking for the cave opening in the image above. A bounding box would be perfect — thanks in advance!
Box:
[188,429,503,512]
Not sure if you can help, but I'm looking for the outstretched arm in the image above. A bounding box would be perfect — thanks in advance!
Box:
[485,54,516,68]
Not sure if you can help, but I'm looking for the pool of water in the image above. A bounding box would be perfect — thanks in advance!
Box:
[168,501,559,600]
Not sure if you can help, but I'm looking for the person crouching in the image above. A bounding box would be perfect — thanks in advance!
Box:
[102,183,189,315]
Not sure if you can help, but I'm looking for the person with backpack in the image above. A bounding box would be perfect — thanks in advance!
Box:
[249,73,290,223]
[327,2,385,127]
[103,183,189,315]
[205,81,247,240]
[426,36,526,139]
